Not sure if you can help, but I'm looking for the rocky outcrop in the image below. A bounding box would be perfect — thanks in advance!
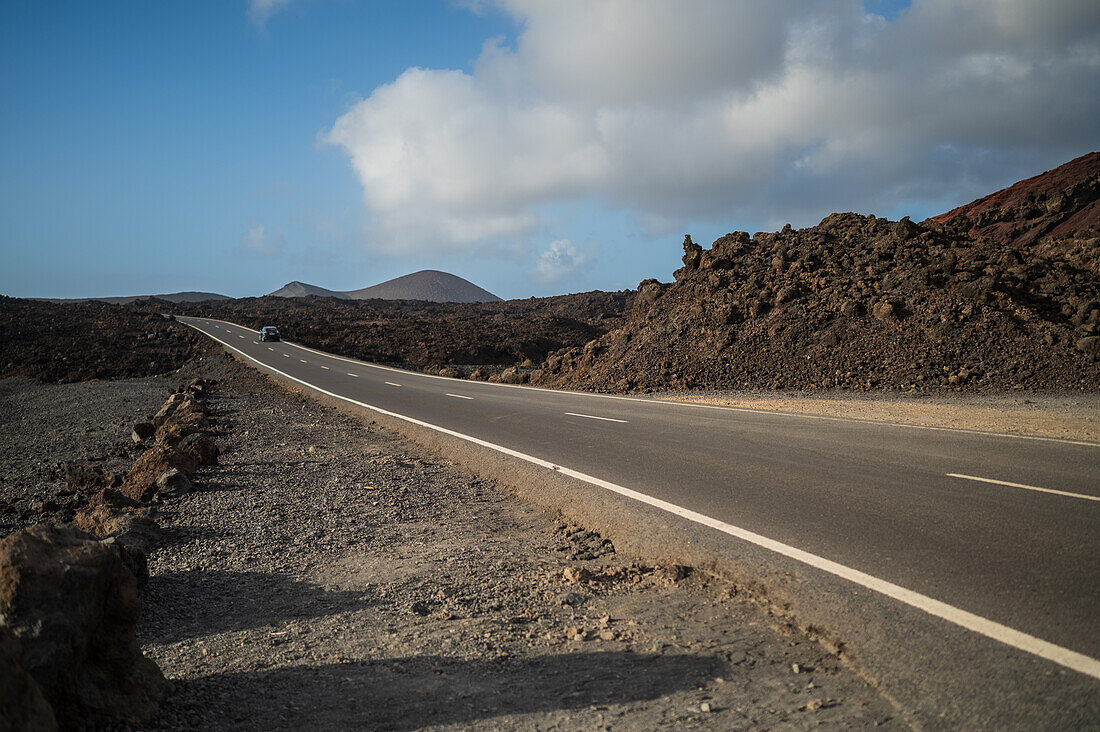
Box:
[0,525,169,728]
[121,445,197,502]
[932,151,1099,249]
[0,626,57,732]
[537,207,1099,393]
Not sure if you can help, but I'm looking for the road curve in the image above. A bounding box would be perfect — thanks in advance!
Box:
[180,316,1100,721]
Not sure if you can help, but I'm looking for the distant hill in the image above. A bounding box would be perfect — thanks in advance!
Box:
[267,270,502,303]
[40,291,233,305]
[267,281,351,299]
[931,151,1099,247]
[345,270,502,303]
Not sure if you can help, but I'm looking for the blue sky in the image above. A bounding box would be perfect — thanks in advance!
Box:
[1,1,1097,300]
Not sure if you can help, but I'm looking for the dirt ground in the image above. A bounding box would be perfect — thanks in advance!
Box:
[0,355,905,730]
[650,390,1100,444]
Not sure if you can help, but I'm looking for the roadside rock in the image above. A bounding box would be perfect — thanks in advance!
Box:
[0,626,57,732]
[120,445,197,502]
[71,504,164,556]
[0,525,169,728]
[155,468,192,498]
[131,421,155,444]
[177,432,219,466]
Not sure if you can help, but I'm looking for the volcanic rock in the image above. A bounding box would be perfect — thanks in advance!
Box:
[177,432,219,466]
[121,445,197,502]
[0,626,57,732]
[0,525,168,728]
[131,421,155,444]
[155,468,192,498]
[536,169,1099,393]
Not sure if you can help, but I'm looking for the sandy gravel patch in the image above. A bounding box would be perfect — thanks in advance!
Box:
[650,390,1100,444]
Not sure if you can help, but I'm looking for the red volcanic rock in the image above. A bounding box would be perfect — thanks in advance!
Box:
[932,151,1099,247]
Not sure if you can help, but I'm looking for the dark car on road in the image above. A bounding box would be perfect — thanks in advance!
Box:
[260,326,281,342]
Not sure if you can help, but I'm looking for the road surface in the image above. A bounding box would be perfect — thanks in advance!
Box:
[181,315,1100,726]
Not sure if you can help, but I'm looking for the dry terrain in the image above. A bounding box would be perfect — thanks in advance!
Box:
[1,354,903,730]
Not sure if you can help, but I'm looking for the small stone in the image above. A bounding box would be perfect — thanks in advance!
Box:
[804,698,824,711]
[598,630,615,641]
[130,422,154,444]
[562,566,592,583]
[791,663,801,674]
[700,702,712,713]
[155,468,192,498]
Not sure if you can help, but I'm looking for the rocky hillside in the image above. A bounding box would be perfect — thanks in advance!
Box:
[267,270,503,303]
[170,290,631,372]
[933,151,1099,249]
[535,204,1099,393]
[0,297,206,383]
[345,269,502,303]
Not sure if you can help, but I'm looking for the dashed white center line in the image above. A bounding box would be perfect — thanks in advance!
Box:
[446,393,473,400]
[946,473,1100,502]
[385,382,401,387]
[347,372,359,377]
[239,335,245,339]
[320,365,329,370]
[252,341,259,345]
[282,354,289,358]
[300,359,308,363]
[267,347,274,351]
[564,412,628,423]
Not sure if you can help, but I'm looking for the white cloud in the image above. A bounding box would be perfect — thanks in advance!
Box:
[240,224,284,255]
[533,239,593,282]
[326,0,1100,255]
[248,0,293,27]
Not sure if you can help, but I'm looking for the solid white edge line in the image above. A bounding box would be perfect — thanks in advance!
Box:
[187,317,1099,449]
[565,412,628,424]
[446,393,473,400]
[947,473,1100,502]
[183,318,1100,681]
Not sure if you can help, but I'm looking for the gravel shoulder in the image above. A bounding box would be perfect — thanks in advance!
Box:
[649,390,1100,443]
[1,355,904,730]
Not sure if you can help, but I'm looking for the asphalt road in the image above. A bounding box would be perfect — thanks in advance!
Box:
[181,316,1100,718]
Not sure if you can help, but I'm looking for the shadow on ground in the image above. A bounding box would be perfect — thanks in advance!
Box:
[141,570,370,644]
[156,651,724,730]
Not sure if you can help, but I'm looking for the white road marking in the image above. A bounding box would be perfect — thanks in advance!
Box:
[182,318,1100,682]
[565,412,627,424]
[446,393,472,400]
[252,341,259,345]
[320,365,329,370]
[267,347,274,351]
[347,372,358,377]
[239,335,245,339]
[385,382,401,387]
[282,354,289,358]
[947,473,1100,502]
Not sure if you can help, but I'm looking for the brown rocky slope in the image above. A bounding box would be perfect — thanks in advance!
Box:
[0,297,205,383]
[933,151,1099,249]
[170,291,632,373]
[535,157,1100,393]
